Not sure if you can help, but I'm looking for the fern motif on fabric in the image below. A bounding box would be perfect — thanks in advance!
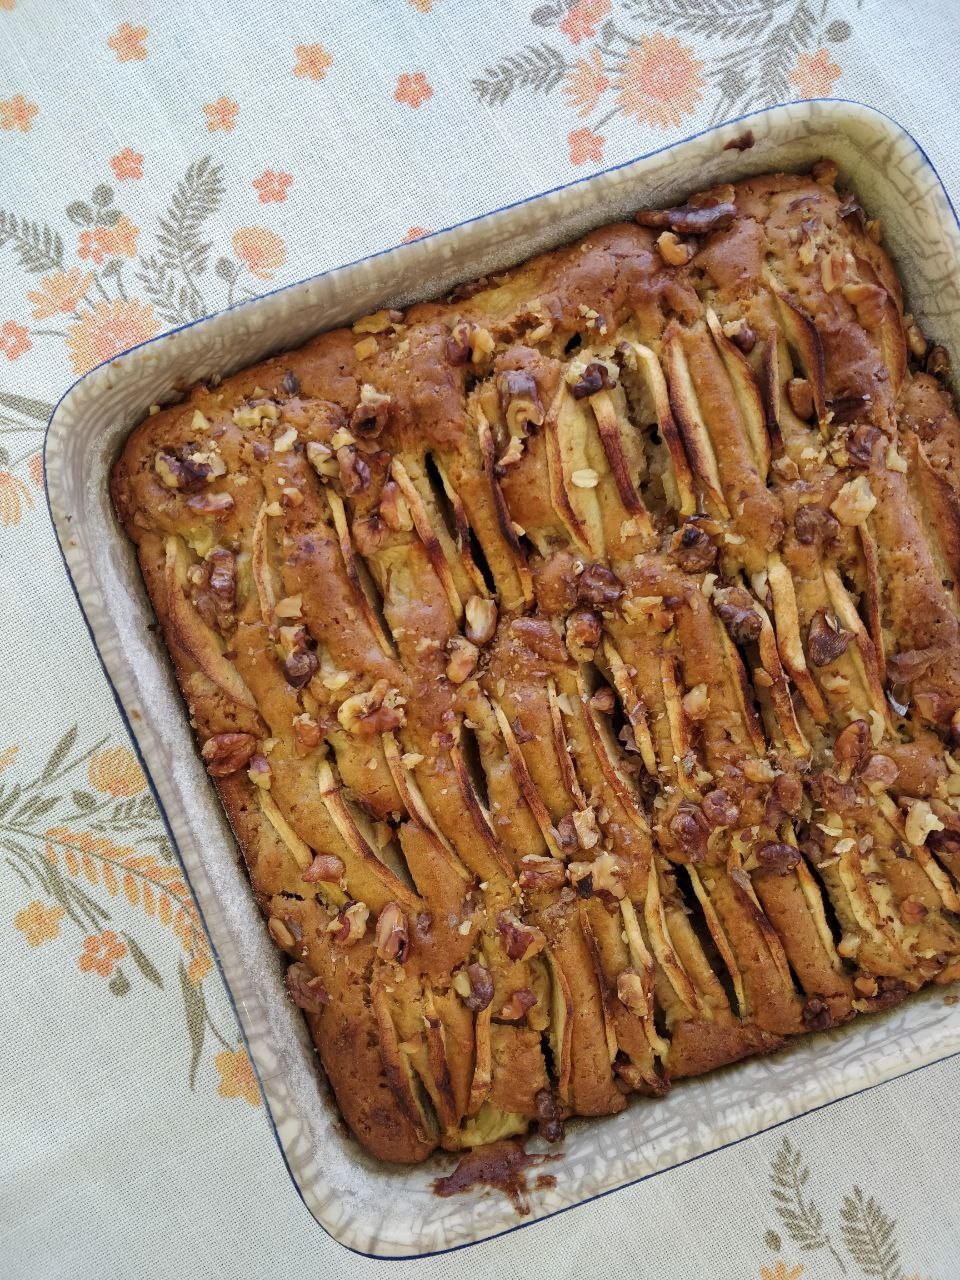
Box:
[761,1137,933,1280]
[472,0,860,142]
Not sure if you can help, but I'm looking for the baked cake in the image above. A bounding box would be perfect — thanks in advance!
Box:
[111,163,960,1163]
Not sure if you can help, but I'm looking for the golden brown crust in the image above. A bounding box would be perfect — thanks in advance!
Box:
[112,166,960,1163]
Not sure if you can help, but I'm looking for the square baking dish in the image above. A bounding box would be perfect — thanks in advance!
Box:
[45,100,960,1257]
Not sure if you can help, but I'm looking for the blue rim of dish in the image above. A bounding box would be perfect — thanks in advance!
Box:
[41,97,960,1259]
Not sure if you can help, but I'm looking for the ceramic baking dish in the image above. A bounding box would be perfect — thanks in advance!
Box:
[45,100,960,1257]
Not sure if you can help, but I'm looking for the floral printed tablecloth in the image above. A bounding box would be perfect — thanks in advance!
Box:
[2,1,959,1276]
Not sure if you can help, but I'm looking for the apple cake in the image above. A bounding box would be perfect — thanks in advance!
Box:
[111,163,960,1163]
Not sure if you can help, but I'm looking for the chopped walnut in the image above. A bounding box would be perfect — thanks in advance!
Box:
[723,318,757,353]
[786,377,814,420]
[577,562,623,606]
[247,754,272,789]
[498,370,544,436]
[280,627,319,689]
[155,445,225,491]
[927,345,951,378]
[794,504,839,547]
[807,608,852,667]
[861,753,899,792]
[302,853,345,883]
[635,201,736,234]
[656,230,694,266]
[589,686,616,714]
[904,799,945,847]
[327,901,370,945]
[496,911,545,961]
[570,361,615,400]
[445,636,479,684]
[306,440,338,478]
[518,855,566,892]
[682,683,710,721]
[337,444,371,496]
[201,732,258,776]
[571,467,599,489]
[830,475,876,526]
[714,586,762,645]
[702,788,739,829]
[755,841,801,874]
[292,713,322,750]
[668,801,709,862]
[337,679,406,737]
[351,384,392,437]
[353,337,378,361]
[801,997,832,1031]
[834,719,871,780]
[375,902,408,963]
[672,521,717,572]
[456,962,494,1011]
[379,478,412,531]
[900,896,928,926]
[571,807,601,851]
[186,490,234,515]
[285,962,329,1013]
[565,608,602,661]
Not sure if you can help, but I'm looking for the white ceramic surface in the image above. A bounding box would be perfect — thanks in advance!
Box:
[44,100,960,1257]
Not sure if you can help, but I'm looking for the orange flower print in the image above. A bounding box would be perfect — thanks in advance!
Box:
[107,214,139,257]
[215,1048,262,1106]
[403,226,431,242]
[88,745,147,797]
[28,454,43,488]
[568,127,604,166]
[78,215,140,265]
[27,267,93,320]
[65,298,159,375]
[187,949,213,985]
[252,170,293,203]
[559,0,611,45]
[0,471,32,526]
[293,43,333,81]
[789,48,841,100]
[78,930,127,977]
[0,94,37,132]
[110,147,144,180]
[107,21,147,62]
[0,1,16,11]
[615,33,704,130]
[232,226,287,280]
[203,96,239,133]
[0,320,31,361]
[409,0,433,10]
[395,72,433,109]
[0,744,17,773]
[14,901,65,947]
[760,1263,804,1280]
[564,49,609,117]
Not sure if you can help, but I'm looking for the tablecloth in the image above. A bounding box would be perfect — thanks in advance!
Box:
[2,1,959,1275]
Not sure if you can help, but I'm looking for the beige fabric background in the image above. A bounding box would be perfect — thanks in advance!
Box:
[1,1,958,1275]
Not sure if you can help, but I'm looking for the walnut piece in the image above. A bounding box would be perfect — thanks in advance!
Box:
[375,902,409,963]
[807,608,852,667]
[830,475,876,526]
[201,732,258,776]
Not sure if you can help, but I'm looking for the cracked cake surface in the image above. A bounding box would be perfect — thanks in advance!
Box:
[112,163,960,1163]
